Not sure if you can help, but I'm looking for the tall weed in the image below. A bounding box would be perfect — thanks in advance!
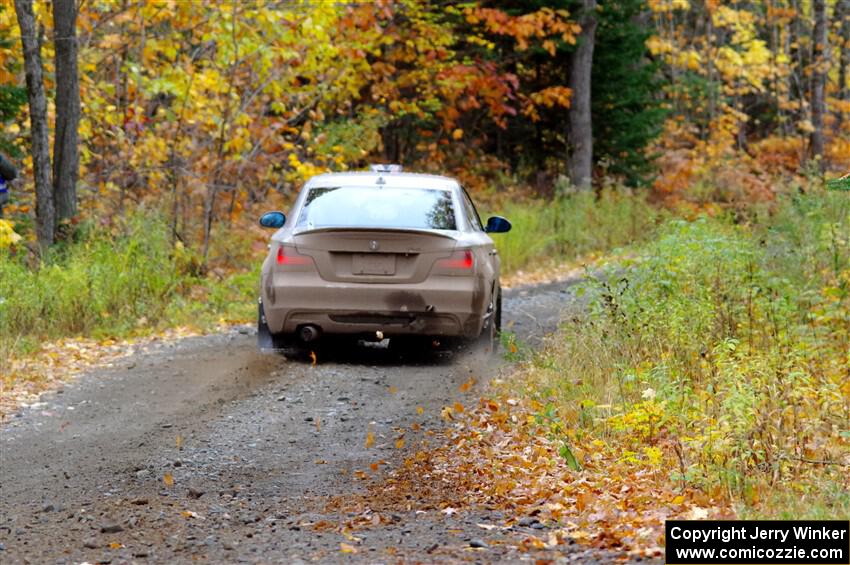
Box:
[519,189,849,515]
[492,189,661,273]
[0,212,256,360]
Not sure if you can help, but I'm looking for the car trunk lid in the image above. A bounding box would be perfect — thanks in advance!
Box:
[293,228,457,283]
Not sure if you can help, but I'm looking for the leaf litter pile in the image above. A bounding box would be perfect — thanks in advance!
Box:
[330,378,732,558]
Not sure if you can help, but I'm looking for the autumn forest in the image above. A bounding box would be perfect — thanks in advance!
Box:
[0,0,849,560]
[0,0,847,249]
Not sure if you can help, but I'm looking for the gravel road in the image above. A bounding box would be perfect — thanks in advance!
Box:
[0,278,618,564]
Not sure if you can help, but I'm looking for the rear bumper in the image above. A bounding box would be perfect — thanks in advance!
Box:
[261,272,486,338]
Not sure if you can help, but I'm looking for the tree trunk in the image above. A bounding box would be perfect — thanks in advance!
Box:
[52,0,80,226]
[202,1,240,262]
[705,8,716,130]
[837,0,850,132]
[809,0,828,169]
[789,0,811,140]
[567,0,597,190]
[13,0,54,248]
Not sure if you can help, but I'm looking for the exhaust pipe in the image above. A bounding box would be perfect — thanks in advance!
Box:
[298,325,321,343]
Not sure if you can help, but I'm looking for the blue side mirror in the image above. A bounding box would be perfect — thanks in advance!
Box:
[259,211,286,229]
[484,216,511,234]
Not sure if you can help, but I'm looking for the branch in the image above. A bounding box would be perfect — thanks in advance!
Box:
[783,455,850,467]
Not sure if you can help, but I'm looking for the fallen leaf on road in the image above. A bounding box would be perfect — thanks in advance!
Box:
[340,542,358,554]
[459,377,476,393]
[326,390,728,557]
[163,472,174,487]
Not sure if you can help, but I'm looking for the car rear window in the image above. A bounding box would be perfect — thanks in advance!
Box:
[296,186,457,230]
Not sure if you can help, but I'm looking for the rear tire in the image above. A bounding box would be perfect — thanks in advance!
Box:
[475,287,502,355]
[257,301,299,354]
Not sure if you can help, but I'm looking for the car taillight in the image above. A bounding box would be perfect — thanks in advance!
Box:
[436,250,474,270]
[276,245,313,266]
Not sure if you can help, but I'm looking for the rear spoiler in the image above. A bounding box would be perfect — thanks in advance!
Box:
[293,226,458,240]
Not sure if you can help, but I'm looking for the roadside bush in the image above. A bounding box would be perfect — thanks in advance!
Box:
[492,188,661,273]
[1,214,178,346]
[0,212,256,358]
[517,188,849,516]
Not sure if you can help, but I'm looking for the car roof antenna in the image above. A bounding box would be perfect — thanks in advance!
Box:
[371,164,400,186]
[370,164,403,173]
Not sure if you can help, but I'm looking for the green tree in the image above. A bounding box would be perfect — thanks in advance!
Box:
[591,0,665,186]
[453,0,664,187]
[456,0,578,181]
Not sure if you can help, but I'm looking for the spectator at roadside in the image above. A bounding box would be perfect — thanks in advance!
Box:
[0,153,17,218]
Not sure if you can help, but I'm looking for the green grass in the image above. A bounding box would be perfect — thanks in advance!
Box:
[514,187,850,516]
[489,188,661,273]
[0,212,257,369]
[739,479,850,520]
